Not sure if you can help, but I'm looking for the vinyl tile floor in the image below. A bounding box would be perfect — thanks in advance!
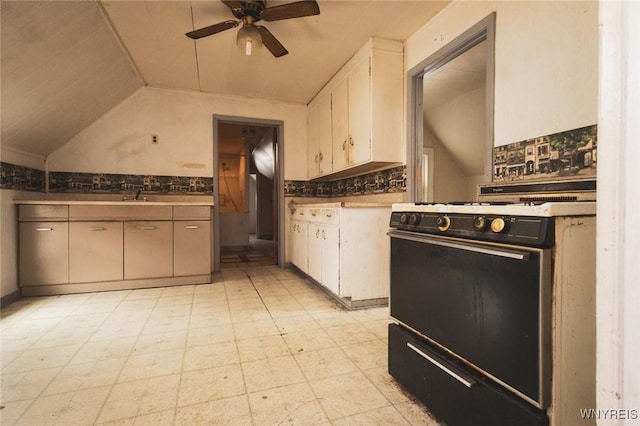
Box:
[0,266,440,425]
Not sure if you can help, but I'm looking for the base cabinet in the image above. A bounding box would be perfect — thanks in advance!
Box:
[18,203,212,296]
[288,204,389,307]
[124,221,173,279]
[174,220,211,276]
[19,222,69,286]
[290,219,308,274]
[70,221,123,283]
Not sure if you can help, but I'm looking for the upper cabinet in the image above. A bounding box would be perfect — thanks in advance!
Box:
[307,38,404,180]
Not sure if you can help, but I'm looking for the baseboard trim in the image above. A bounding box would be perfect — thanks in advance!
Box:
[0,290,21,307]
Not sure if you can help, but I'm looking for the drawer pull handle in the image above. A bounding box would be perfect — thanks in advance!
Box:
[36,227,54,232]
[89,227,106,231]
[185,225,199,229]
[311,213,317,216]
[406,342,476,388]
[137,225,157,231]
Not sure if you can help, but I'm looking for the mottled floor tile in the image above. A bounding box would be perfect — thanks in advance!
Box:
[310,371,390,420]
[247,382,328,425]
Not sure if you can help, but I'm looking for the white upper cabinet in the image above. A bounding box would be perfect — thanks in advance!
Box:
[308,93,333,179]
[307,38,404,180]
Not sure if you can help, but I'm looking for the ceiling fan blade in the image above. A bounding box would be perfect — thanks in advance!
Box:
[186,20,238,40]
[256,26,288,57]
[261,0,320,22]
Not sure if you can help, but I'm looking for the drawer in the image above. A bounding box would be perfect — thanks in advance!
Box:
[388,324,548,426]
[173,206,211,220]
[69,205,172,221]
[19,205,69,221]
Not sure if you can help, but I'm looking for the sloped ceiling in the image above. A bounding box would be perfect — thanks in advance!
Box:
[0,1,144,157]
[1,0,450,159]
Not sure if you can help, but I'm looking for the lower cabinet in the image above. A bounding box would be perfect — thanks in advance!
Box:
[18,203,213,296]
[70,222,123,283]
[19,221,69,286]
[308,222,339,295]
[174,220,211,276]
[124,221,173,279]
[288,205,390,307]
[290,219,309,274]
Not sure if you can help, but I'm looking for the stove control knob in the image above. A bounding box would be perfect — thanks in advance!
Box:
[436,215,451,231]
[473,216,488,231]
[400,213,409,225]
[409,214,421,226]
[490,217,508,233]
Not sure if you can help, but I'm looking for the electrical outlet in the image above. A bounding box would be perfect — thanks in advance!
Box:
[151,134,158,144]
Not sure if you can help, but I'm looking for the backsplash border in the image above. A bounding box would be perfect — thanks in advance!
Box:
[284,165,406,198]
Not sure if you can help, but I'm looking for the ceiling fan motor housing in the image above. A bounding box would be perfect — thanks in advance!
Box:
[231,1,267,21]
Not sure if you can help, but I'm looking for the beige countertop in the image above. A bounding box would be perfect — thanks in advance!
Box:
[15,200,214,206]
[288,201,392,208]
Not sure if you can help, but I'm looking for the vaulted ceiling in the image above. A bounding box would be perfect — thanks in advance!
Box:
[1,0,450,158]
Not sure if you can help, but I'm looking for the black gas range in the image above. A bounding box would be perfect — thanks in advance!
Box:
[387,179,597,426]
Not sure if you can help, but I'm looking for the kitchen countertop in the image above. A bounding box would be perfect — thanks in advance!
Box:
[288,201,392,209]
[15,200,214,206]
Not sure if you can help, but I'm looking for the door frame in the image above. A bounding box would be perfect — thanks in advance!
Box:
[212,115,285,272]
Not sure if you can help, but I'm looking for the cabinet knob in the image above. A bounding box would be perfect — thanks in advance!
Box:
[319,152,324,161]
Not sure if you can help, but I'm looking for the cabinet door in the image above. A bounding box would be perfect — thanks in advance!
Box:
[307,103,321,178]
[292,220,309,273]
[174,221,211,276]
[70,222,123,283]
[19,222,69,286]
[318,94,333,175]
[348,56,372,165]
[307,223,322,283]
[124,221,173,279]
[321,224,340,295]
[332,78,349,171]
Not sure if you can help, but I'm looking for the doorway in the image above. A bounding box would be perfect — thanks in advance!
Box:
[213,116,284,271]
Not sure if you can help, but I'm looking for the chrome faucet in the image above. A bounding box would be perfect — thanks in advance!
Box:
[133,189,142,200]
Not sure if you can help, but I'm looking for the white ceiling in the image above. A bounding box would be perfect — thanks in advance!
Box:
[1,0,450,158]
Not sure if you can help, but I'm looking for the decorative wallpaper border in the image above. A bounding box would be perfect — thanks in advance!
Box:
[493,124,597,182]
[0,162,45,192]
[284,165,406,197]
[2,160,403,199]
[48,172,213,195]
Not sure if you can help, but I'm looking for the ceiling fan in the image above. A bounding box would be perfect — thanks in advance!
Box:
[186,0,320,58]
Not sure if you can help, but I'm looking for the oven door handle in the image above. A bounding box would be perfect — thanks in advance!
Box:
[407,342,477,388]
[388,230,530,261]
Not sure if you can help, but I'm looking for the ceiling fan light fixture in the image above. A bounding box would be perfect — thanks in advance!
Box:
[236,24,262,56]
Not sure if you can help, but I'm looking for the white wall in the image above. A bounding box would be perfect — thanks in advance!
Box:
[0,147,46,299]
[48,86,308,180]
[406,1,598,148]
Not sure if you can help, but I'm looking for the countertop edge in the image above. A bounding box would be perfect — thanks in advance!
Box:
[15,200,214,206]
[288,202,392,208]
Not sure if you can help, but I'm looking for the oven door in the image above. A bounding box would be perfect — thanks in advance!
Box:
[389,229,551,408]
